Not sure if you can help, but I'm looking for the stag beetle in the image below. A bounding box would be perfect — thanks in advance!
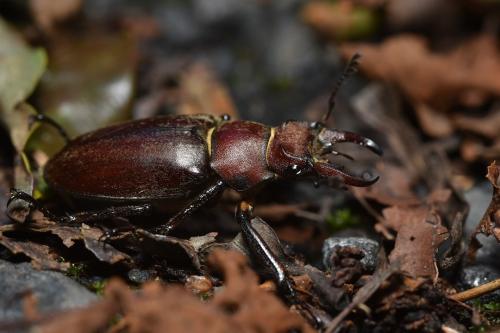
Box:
[8,54,381,301]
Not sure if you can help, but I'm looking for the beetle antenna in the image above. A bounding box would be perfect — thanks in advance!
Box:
[322,53,361,124]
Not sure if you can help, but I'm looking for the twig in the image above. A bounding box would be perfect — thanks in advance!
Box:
[449,278,500,302]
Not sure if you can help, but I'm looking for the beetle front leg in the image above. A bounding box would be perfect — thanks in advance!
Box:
[8,188,59,223]
[236,201,297,303]
[29,113,71,144]
[151,179,227,235]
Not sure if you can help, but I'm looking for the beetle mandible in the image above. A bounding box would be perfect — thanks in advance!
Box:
[8,54,381,300]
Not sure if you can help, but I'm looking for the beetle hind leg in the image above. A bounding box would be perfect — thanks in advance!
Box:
[236,201,297,303]
[59,204,153,226]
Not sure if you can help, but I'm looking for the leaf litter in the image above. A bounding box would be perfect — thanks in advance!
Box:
[1,1,500,332]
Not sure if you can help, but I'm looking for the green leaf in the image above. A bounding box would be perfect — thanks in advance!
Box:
[31,30,136,157]
[0,18,47,123]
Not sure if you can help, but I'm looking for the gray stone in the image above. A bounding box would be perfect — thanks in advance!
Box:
[127,268,156,284]
[464,182,499,268]
[464,181,492,236]
[322,237,380,272]
[459,264,500,303]
[156,6,204,45]
[264,17,320,80]
[0,260,98,322]
[193,0,248,25]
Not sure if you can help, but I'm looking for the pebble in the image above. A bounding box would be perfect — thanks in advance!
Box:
[0,260,97,322]
[459,264,500,303]
[322,237,380,272]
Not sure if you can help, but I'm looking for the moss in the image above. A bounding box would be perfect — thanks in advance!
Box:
[66,263,87,279]
[325,208,360,233]
[268,77,294,92]
[471,300,500,327]
[90,279,107,296]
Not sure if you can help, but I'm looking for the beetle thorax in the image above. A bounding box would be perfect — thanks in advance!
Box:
[209,121,275,192]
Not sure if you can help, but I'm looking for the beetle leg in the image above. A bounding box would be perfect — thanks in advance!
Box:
[29,113,71,144]
[8,188,59,222]
[236,201,297,303]
[59,204,153,225]
[7,189,152,227]
[98,217,139,242]
[151,179,227,235]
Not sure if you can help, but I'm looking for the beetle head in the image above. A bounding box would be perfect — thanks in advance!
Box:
[267,121,382,187]
[267,53,382,187]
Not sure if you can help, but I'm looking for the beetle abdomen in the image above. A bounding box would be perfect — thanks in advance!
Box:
[44,116,216,201]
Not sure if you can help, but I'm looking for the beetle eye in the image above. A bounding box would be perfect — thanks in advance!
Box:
[286,164,302,176]
[309,121,320,129]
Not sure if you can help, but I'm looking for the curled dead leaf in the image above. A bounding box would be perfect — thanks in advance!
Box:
[341,35,500,112]
[30,0,82,34]
[177,62,238,119]
[383,203,448,279]
[81,226,131,265]
[453,108,500,140]
[0,233,69,271]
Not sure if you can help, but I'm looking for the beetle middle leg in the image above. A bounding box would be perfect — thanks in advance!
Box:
[151,179,227,234]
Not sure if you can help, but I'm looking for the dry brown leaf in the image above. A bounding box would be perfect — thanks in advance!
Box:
[453,108,500,139]
[34,250,313,333]
[0,218,131,266]
[383,206,446,278]
[461,138,500,162]
[177,62,239,119]
[134,229,212,271]
[414,103,454,138]
[0,233,69,271]
[22,215,82,248]
[382,192,450,278]
[30,0,82,33]
[367,276,470,332]
[301,2,357,40]
[209,250,313,333]
[352,162,421,207]
[341,35,500,112]
[80,226,131,265]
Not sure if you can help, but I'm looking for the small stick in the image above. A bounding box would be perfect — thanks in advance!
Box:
[449,278,500,302]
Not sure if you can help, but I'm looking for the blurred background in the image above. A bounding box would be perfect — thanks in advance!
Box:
[0,0,500,330]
